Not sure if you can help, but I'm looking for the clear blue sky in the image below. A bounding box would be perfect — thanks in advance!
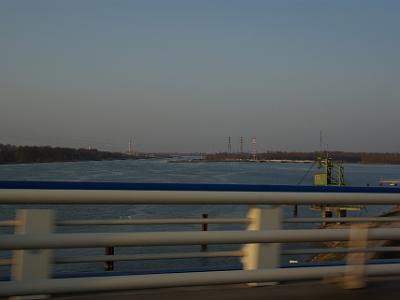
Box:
[1,0,399,152]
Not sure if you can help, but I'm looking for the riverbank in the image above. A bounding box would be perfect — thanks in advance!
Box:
[203,151,400,165]
[0,144,140,165]
[171,159,314,164]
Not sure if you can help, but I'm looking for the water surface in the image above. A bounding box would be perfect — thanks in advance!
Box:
[1,159,399,275]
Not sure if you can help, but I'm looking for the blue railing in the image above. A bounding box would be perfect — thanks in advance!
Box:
[1,180,400,193]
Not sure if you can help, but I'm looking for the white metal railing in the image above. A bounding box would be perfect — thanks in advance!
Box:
[1,216,400,227]
[0,220,19,227]
[3,228,400,249]
[1,188,400,297]
[0,265,400,296]
[57,218,248,226]
[1,189,400,204]
[55,251,243,264]
[2,264,400,297]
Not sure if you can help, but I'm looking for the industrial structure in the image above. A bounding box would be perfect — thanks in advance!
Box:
[312,152,361,219]
[128,139,134,156]
[251,137,257,160]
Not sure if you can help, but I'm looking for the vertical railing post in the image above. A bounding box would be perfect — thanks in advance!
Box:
[343,224,368,289]
[11,209,54,299]
[241,206,281,286]
[201,213,208,252]
[104,247,115,271]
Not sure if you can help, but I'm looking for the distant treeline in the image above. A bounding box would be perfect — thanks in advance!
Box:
[0,144,130,164]
[205,151,400,164]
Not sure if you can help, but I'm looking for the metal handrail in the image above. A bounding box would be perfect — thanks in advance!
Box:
[284,217,400,223]
[56,251,242,264]
[2,247,398,265]
[2,264,400,297]
[2,184,400,296]
[2,228,400,250]
[1,189,400,204]
[0,220,18,227]
[0,259,12,266]
[57,218,248,226]
[3,216,400,227]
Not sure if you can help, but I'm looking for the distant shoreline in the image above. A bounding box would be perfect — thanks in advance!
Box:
[0,158,144,166]
[171,159,315,164]
[2,144,400,165]
[170,159,388,165]
[175,151,400,165]
[0,143,154,165]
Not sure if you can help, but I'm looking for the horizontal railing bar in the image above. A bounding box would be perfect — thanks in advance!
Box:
[2,228,400,250]
[1,189,400,204]
[5,217,400,226]
[2,264,400,296]
[3,181,400,193]
[56,251,243,264]
[0,259,12,266]
[283,246,400,255]
[0,220,18,227]
[57,218,249,226]
[284,217,400,223]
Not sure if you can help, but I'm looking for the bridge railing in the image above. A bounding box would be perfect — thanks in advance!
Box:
[1,182,400,297]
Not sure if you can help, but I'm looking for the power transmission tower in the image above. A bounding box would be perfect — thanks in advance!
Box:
[251,137,257,160]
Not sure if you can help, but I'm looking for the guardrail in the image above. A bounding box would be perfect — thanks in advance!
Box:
[1,181,400,297]
[1,217,399,227]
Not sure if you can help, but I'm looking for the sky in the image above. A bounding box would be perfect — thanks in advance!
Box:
[1,0,400,153]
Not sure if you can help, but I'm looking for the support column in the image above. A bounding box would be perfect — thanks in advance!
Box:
[343,224,368,289]
[11,209,54,299]
[241,206,281,286]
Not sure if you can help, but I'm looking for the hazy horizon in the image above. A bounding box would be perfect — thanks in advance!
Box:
[1,1,400,153]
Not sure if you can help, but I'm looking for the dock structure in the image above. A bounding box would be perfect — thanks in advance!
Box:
[1,181,400,298]
[380,179,400,186]
[311,152,364,221]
